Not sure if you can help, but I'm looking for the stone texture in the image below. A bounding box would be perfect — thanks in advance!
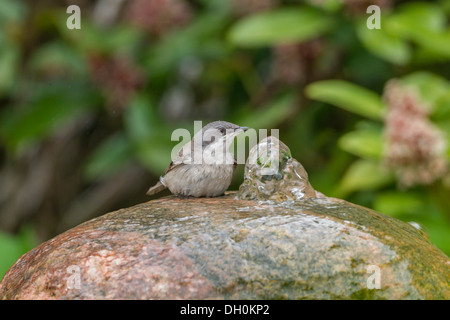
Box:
[1,193,449,300]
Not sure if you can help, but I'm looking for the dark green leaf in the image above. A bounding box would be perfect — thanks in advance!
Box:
[28,41,86,76]
[356,19,411,65]
[146,13,229,77]
[338,159,393,196]
[228,7,334,47]
[0,227,35,280]
[385,2,450,58]
[124,95,174,174]
[386,2,446,35]
[338,128,384,159]
[373,191,426,218]
[305,80,385,120]
[233,94,295,129]
[432,93,450,122]
[83,133,133,181]
[0,0,26,26]
[0,82,97,150]
[401,71,450,110]
[0,43,20,97]
[59,18,142,54]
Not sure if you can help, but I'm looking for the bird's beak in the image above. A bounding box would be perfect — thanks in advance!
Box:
[223,126,249,148]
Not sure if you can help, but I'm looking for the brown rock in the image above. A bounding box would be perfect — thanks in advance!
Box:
[0,193,449,299]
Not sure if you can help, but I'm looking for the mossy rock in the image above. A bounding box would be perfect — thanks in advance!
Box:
[0,193,448,299]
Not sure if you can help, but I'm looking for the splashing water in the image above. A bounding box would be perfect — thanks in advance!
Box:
[238,136,322,201]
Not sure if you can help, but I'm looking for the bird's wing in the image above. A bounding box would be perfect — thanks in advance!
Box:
[164,143,193,175]
[164,160,182,175]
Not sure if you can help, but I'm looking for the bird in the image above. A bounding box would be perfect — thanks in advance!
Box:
[146,121,248,197]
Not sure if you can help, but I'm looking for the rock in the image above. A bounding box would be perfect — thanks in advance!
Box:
[0,193,449,299]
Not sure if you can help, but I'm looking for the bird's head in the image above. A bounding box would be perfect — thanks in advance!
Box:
[200,121,248,148]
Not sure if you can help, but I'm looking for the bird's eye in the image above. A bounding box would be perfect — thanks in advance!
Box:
[219,128,225,134]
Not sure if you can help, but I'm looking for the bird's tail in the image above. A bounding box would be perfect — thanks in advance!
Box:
[146,179,167,196]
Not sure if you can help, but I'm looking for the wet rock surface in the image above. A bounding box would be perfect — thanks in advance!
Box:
[1,193,449,299]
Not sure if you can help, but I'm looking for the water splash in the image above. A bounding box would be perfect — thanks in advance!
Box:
[238,136,322,201]
[408,221,430,240]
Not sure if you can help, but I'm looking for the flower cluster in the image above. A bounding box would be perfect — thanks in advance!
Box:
[88,53,145,114]
[125,0,192,37]
[230,0,278,16]
[383,80,448,187]
[271,40,323,86]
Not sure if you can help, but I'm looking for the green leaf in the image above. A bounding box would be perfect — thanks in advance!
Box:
[421,218,450,255]
[385,2,446,38]
[28,41,86,76]
[373,191,426,218]
[414,45,450,64]
[401,71,450,110]
[308,0,343,12]
[0,0,26,26]
[356,19,411,65]
[227,7,333,47]
[385,2,450,58]
[338,128,384,159]
[0,43,20,97]
[305,80,385,120]
[338,159,393,196]
[413,31,450,59]
[83,133,133,181]
[440,0,450,15]
[146,13,229,77]
[124,95,158,142]
[234,94,295,129]
[59,18,142,54]
[432,93,450,122]
[0,233,23,280]
[435,119,450,159]
[0,227,35,281]
[0,82,97,150]
[124,95,174,174]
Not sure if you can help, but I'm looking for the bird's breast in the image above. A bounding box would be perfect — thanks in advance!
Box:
[163,157,235,197]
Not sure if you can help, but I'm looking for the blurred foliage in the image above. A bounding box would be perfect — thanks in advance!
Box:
[1,0,450,279]
[0,227,34,278]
